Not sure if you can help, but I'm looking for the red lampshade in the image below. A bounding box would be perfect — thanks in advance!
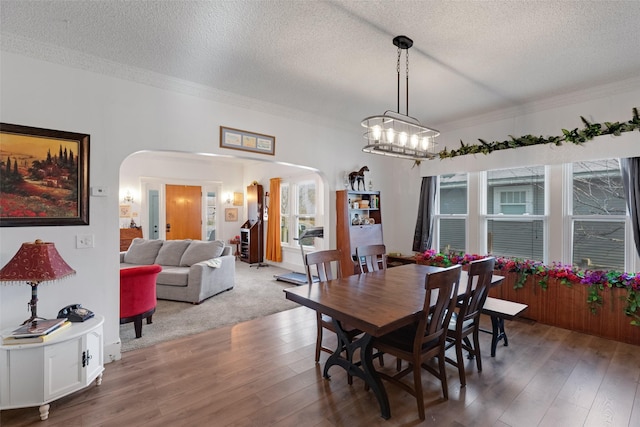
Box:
[0,239,75,284]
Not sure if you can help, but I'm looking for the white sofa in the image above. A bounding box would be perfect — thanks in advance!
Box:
[120,238,235,304]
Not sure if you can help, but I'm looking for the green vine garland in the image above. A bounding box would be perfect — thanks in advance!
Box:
[436,107,639,159]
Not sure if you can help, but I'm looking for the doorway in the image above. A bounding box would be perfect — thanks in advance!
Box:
[165,184,202,240]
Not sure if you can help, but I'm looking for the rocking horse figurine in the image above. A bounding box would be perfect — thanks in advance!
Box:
[348,166,369,191]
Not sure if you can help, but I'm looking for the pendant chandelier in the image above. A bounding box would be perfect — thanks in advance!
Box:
[361,35,439,160]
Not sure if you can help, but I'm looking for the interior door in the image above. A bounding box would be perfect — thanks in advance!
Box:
[165,184,202,240]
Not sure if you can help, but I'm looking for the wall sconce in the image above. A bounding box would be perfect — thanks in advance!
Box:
[123,190,134,204]
[224,193,232,204]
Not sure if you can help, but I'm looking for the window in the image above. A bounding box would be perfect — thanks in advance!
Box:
[205,191,217,241]
[279,176,319,248]
[296,181,316,244]
[435,173,467,253]
[493,185,532,214]
[280,182,290,244]
[431,157,636,272]
[571,159,626,271]
[486,166,545,260]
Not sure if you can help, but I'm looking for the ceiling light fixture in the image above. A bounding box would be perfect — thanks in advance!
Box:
[361,35,439,161]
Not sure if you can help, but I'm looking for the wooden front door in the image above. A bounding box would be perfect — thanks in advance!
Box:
[165,184,202,240]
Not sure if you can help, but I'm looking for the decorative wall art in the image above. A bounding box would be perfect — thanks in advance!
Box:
[220,126,275,156]
[119,205,132,218]
[233,192,244,206]
[0,123,90,226]
[225,208,239,222]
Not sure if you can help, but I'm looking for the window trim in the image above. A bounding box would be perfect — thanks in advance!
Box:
[279,175,320,250]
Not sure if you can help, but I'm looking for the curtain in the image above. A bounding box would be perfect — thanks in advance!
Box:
[412,176,437,253]
[620,157,640,257]
[265,177,282,262]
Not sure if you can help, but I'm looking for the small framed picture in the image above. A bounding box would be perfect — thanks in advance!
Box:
[220,126,275,156]
[233,192,244,206]
[119,205,132,218]
[225,208,238,222]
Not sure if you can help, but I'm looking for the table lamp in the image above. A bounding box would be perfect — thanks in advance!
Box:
[0,239,76,325]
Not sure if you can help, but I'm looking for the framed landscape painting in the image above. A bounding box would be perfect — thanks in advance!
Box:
[0,123,90,227]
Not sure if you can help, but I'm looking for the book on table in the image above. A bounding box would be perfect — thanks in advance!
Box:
[7,318,68,338]
[2,320,71,345]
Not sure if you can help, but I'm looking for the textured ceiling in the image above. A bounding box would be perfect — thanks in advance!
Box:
[2,0,640,130]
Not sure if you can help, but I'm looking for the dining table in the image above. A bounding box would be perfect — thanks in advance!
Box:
[284,263,504,419]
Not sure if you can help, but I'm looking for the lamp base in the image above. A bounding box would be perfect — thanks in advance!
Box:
[21,316,47,326]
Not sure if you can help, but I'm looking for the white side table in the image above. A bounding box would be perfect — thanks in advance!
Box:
[0,315,104,421]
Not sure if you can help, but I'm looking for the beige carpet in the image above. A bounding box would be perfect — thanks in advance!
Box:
[120,261,300,352]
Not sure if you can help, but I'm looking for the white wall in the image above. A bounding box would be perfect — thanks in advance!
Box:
[0,51,380,361]
[389,86,640,256]
[1,48,638,363]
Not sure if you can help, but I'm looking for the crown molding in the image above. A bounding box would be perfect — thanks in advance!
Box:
[1,33,353,132]
[436,75,640,132]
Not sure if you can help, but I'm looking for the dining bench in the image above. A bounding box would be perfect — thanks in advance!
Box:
[480,297,528,357]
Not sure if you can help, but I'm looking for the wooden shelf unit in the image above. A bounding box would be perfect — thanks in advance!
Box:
[240,220,261,263]
[336,190,384,275]
[239,183,264,264]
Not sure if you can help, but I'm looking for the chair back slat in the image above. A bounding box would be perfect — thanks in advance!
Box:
[459,257,496,323]
[415,265,461,352]
[305,249,342,283]
[355,244,387,273]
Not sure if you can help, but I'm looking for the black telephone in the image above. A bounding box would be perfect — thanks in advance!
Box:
[57,304,95,322]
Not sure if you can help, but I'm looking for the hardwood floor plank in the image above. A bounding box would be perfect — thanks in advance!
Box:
[2,304,639,426]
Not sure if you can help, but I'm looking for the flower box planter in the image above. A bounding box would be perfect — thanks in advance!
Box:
[492,271,640,345]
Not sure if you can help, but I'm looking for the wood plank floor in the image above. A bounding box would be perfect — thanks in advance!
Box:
[2,306,639,426]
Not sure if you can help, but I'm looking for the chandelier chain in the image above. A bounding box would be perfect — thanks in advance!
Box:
[406,48,409,78]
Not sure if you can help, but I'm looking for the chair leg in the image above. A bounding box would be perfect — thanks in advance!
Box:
[146,315,153,325]
[438,353,449,400]
[315,317,323,363]
[473,328,483,372]
[455,338,466,387]
[413,360,425,420]
[134,317,143,338]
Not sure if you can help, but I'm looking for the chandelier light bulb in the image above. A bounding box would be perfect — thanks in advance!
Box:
[410,134,419,148]
[399,132,408,146]
[386,128,395,143]
[371,125,382,141]
[421,136,430,150]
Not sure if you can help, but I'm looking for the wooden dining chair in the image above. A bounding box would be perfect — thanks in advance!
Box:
[304,249,362,366]
[372,264,461,420]
[444,257,496,387]
[355,244,387,273]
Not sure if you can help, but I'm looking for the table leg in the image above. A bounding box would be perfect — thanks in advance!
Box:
[489,315,508,357]
[323,319,391,419]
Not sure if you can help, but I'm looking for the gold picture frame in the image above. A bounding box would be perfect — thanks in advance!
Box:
[225,208,238,222]
[233,192,244,206]
[119,205,132,218]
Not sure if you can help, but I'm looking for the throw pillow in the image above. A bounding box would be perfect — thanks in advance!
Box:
[180,240,225,266]
[154,239,192,266]
[123,238,164,265]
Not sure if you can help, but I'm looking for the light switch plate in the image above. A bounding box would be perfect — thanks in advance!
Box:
[91,186,108,196]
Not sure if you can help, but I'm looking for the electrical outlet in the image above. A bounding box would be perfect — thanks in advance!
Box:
[76,234,94,249]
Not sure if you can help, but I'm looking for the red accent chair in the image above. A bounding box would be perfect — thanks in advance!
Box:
[120,264,162,338]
